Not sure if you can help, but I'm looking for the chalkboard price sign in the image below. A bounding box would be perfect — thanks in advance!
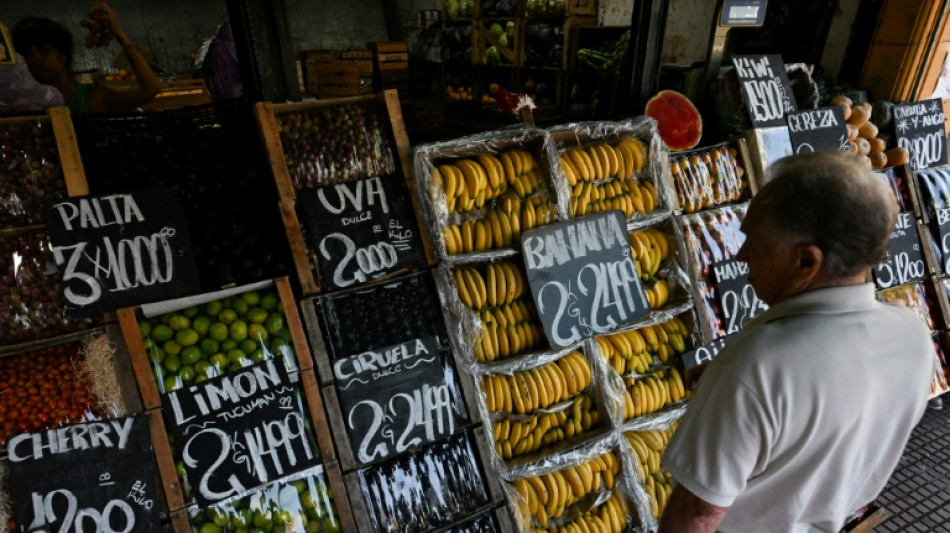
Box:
[786,106,850,154]
[732,54,798,128]
[522,211,649,348]
[936,207,950,276]
[8,416,161,533]
[713,259,768,335]
[162,359,322,507]
[334,336,467,465]
[299,176,426,291]
[45,188,199,318]
[681,334,735,371]
[894,99,947,170]
[874,212,927,289]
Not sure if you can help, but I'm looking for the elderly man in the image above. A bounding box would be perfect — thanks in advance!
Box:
[660,151,936,533]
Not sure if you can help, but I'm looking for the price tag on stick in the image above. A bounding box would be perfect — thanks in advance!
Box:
[874,212,927,289]
[712,259,768,335]
[893,99,948,170]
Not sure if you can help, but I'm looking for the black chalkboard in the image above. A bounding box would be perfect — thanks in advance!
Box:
[731,54,798,128]
[45,188,200,319]
[334,336,468,465]
[712,259,768,335]
[874,211,927,290]
[299,176,427,291]
[786,106,850,154]
[522,211,649,347]
[936,207,950,276]
[681,334,735,371]
[894,99,948,170]
[162,359,322,507]
[8,416,161,533]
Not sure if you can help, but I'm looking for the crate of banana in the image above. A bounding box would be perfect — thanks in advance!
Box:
[624,421,680,521]
[484,351,604,460]
[451,260,549,363]
[628,226,677,310]
[669,143,748,214]
[621,367,688,420]
[595,315,693,377]
[509,450,630,532]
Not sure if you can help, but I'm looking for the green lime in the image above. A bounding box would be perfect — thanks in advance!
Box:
[232,298,249,315]
[249,348,267,363]
[246,307,268,324]
[204,300,223,317]
[241,291,261,306]
[248,324,268,343]
[182,306,200,318]
[273,510,293,526]
[181,346,203,365]
[196,360,213,377]
[220,339,238,352]
[160,314,174,324]
[179,365,196,383]
[164,354,182,372]
[195,374,209,383]
[168,314,191,331]
[209,322,229,342]
[239,339,258,355]
[264,314,284,335]
[163,340,182,356]
[227,349,248,365]
[252,510,273,529]
[323,515,341,533]
[139,321,152,337]
[175,328,200,347]
[260,292,279,311]
[291,479,308,494]
[192,315,212,336]
[230,321,248,342]
[163,375,182,392]
[210,353,229,371]
[142,337,156,351]
[148,346,166,365]
[232,508,252,528]
[151,324,174,342]
[175,460,187,480]
[219,309,237,324]
[270,337,290,354]
[199,522,221,533]
[200,338,220,355]
[278,327,292,341]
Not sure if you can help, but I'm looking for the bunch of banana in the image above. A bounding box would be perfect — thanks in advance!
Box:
[570,178,658,218]
[626,424,679,519]
[638,318,690,364]
[514,452,621,527]
[629,227,670,281]
[484,352,592,413]
[595,332,654,376]
[643,279,671,309]
[443,197,557,254]
[622,367,687,419]
[500,149,539,198]
[529,492,628,533]
[493,394,599,459]
[454,262,525,309]
[559,137,647,185]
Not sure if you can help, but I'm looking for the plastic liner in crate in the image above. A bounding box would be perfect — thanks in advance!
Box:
[0,117,68,228]
[0,331,129,450]
[413,126,564,261]
[876,165,911,212]
[357,430,493,533]
[477,343,612,469]
[0,227,101,347]
[274,101,398,190]
[501,435,638,533]
[622,416,683,531]
[912,165,950,220]
[669,142,749,214]
[678,201,749,281]
[547,117,673,224]
[186,464,342,533]
[878,281,939,332]
[442,506,506,533]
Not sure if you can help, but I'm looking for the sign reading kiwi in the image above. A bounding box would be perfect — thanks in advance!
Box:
[731,54,798,128]
[162,359,322,507]
[786,106,849,154]
[712,259,768,335]
[522,211,649,348]
[44,187,199,318]
[893,99,948,170]
[298,176,426,291]
[874,211,927,289]
[8,416,162,533]
[333,336,468,465]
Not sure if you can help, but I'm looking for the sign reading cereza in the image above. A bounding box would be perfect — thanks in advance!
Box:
[8,416,161,533]
[162,359,322,507]
[732,54,798,128]
[874,212,927,290]
[522,211,649,348]
[712,259,768,335]
[299,176,426,291]
[786,106,850,154]
[334,336,467,465]
[45,187,199,318]
[894,99,948,170]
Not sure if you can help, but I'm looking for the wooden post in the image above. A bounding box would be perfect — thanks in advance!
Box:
[275,276,314,370]
[117,307,162,410]
[48,107,89,196]
[147,409,187,514]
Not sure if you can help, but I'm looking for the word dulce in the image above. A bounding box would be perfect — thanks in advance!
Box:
[713,259,768,335]
[875,212,926,289]
[732,54,797,128]
[786,106,850,154]
[45,188,199,318]
[523,212,649,347]
[894,99,948,170]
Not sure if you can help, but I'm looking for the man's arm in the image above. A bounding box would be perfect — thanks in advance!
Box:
[658,484,730,533]
[87,1,160,112]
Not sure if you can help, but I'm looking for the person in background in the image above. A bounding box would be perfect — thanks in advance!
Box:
[659,151,936,533]
[13,1,159,113]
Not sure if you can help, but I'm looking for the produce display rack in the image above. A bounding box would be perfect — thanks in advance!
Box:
[254,90,435,296]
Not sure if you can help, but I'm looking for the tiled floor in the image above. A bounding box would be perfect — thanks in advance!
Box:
[876,401,950,532]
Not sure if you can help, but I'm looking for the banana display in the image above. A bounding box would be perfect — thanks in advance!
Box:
[443,196,557,254]
[625,422,680,519]
[643,279,671,310]
[513,451,624,529]
[596,316,692,376]
[670,145,747,214]
[569,178,659,218]
[492,394,599,459]
[622,367,688,419]
[484,351,592,413]
[629,228,670,281]
[561,137,660,220]
[454,261,547,362]
[436,150,540,211]
[527,492,628,533]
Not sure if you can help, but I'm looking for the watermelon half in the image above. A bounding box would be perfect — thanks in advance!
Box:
[645,90,703,151]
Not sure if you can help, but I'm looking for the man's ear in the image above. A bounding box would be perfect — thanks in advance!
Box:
[796,244,824,280]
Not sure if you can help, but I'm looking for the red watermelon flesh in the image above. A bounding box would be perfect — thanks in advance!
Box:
[645,90,703,151]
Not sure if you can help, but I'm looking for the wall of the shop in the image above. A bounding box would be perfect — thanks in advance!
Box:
[286,0,389,53]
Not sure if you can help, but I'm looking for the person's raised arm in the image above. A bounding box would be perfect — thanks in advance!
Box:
[86,1,159,112]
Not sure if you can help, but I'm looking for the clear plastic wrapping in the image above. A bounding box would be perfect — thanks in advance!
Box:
[547,118,673,224]
[276,102,398,190]
[912,165,950,219]
[186,465,341,533]
[594,309,698,381]
[0,459,11,533]
[626,215,694,319]
[875,166,911,212]
[669,142,749,214]
[137,285,298,394]
[0,228,100,347]
[413,127,563,261]
[621,416,683,531]
[878,281,939,331]
[0,118,68,228]
[677,202,749,280]
[357,430,492,532]
[444,508,502,532]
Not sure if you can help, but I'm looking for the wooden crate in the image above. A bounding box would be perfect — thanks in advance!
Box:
[566,0,598,16]
[474,19,520,66]
[98,79,212,111]
[304,59,361,98]
[523,15,597,70]
[369,41,410,71]
[253,91,436,295]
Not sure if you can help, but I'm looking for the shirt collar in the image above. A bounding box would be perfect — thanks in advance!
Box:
[744,283,880,331]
